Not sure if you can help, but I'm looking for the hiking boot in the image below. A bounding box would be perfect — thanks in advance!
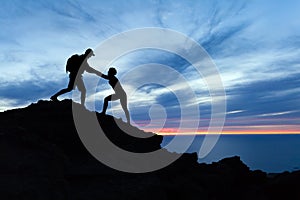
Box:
[99,112,106,116]
[50,96,58,102]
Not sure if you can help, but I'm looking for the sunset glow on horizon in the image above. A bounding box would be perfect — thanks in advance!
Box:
[145,124,300,135]
[156,130,300,136]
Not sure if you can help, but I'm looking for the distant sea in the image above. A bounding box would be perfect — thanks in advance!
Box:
[161,134,300,173]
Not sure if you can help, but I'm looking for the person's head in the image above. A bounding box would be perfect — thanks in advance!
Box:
[108,67,117,76]
[85,48,95,58]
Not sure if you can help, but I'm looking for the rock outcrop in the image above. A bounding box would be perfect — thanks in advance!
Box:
[0,100,299,200]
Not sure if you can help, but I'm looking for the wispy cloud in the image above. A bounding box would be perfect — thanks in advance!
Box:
[1,0,300,132]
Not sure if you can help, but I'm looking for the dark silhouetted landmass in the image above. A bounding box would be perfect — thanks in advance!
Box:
[0,100,299,200]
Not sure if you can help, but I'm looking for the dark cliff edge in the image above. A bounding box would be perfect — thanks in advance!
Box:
[0,99,299,200]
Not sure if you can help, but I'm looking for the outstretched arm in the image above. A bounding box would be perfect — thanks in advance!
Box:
[86,66,109,79]
[86,66,101,75]
[85,66,108,78]
[100,73,109,79]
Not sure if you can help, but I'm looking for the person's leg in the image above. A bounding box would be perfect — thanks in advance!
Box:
[101,94,119,114]
[51,75,75,101]
[76,76,86,106]
[51,88,72,100]
[120,95,130,124]
[101,95,112,114]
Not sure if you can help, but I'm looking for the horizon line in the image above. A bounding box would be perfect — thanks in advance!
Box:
[155,131,300,136]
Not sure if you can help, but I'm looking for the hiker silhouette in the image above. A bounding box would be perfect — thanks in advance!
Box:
[99,67,130,124]
[51,48,101,105]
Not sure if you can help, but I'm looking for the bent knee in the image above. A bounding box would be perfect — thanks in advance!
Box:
[66,87,73,92]
[104,96,112,102]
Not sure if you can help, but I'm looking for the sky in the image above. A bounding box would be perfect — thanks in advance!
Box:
[1,0,300,135]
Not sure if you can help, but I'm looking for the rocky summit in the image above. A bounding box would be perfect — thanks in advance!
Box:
[0,99,299,200]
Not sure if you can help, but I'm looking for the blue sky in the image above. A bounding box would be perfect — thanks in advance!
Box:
[1,0,300,134]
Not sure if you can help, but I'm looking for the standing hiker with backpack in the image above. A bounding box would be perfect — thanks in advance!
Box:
[50,48,101,106]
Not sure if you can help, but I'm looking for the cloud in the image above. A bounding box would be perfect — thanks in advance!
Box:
[0,78,68,111]
[226,73,300,119]
[256,111,299,117]
[0,98,26,112]
[1,0,300,133]
[227,110,245,115]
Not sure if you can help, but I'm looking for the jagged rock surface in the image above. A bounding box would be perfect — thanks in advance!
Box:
[0,100,299,200]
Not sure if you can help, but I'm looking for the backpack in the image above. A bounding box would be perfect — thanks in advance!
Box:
[66,54,82,73]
